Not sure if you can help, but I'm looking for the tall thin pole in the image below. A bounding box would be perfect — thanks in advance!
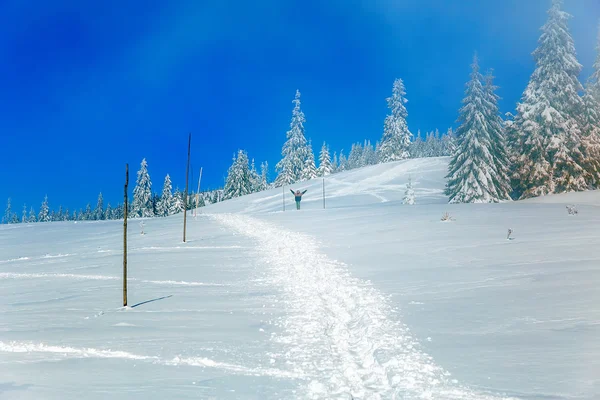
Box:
[183,133,191,243]
[123,163,129,307]
[195,167,203,217]
[323,178,325,209]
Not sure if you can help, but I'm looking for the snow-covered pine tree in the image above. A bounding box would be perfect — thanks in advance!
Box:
[28,207,36,223]
[403,177,416,205]
[378,78,412,162]
[441,128,456,156]
[260,162,269,190]
[301,142,318,181]
[318,142,333,177]
[38,196,50,222]
[362,140,377,166]
[132,158,154,218]
[579,26,600,187]
[56,206,64,222]
[171,189,184,215]
[156,174,174,217]
[424,131,437,157]
[224,150,253,200]
[3,198,12,224]
[84,203,92,220]
[94,193,104,220]
[445,55,507,203]
[511,0,587,198]
[22,204,27,223]
[483,70,512,200]
[588,23,600,103]
[580,88,600,187]
[410,131,423,158]
[338,150,348,172]
[275,90,309,186]
[113,204,122,220]
[249,159,262,192]
[332,151,338,173]
[347,143,363,170]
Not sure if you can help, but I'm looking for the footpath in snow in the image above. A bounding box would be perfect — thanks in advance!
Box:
[210,212,516,400]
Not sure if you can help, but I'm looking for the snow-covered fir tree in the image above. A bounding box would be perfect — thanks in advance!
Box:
[275,90,309,186]
[588,24,600,103]
[21,204,27,223]
[94,193,104,220]
[347,143,364,170]
[378,78,412,162]
[156,174,174,217]
[132,158,154,218]
[362,140,377,166]
[332,151,338,173]
[28,207,36,223]
[318,142,333,176]
[580,27,600,187]
[338,150,348,172]
[445,55,510,203]
[580,88,600,187]
[56,206,64,222]
[442,127,456,156]
[511,0,587,198]
[403,177,416,205]
[224,150,253,200]
[38,196,50,222]
[483,70,512,199]
[84,203,92,220]
[410,131,424,158]
[260,162,269,190]
[249,159,262,192]
[114,204,124,220]
[171,189,184,215]
[424,132,437,157]
[3,198,13,224]
[105,203,112,220]
[301,141,318,181]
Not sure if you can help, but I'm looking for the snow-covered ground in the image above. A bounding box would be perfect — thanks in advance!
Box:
[1,157,599,400]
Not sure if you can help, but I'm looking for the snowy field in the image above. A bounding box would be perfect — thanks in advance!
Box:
[1,157,599,400]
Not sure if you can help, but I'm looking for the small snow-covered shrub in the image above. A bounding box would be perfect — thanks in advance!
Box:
[441,212,454,222]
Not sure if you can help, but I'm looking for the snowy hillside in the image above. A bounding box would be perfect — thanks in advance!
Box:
[1,157,599,400]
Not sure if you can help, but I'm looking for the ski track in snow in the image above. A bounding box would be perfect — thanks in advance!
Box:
[210,213,517,400]
[0,341,300,379]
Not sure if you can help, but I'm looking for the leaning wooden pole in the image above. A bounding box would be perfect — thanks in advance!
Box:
[123,163,129,307]
[183,133,191,243]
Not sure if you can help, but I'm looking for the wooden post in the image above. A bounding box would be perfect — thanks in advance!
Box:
[123,163,128,307]
[183,133,191,243]
[323,178,325,209]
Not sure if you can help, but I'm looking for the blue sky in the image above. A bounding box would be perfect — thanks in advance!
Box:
[0,0,598,213]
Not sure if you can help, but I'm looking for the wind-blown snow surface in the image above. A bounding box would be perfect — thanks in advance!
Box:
[1,157,599,399]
